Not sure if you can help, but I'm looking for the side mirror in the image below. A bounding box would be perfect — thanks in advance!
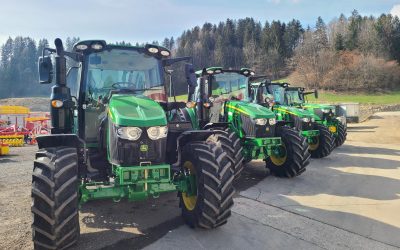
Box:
[185,63,197,86]
[38,56,53,84]
[314,89,319,99]
[185,63,197,95]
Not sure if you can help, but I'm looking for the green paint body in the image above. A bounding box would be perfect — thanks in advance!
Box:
[108,94,167,127]
[195,69,282,162]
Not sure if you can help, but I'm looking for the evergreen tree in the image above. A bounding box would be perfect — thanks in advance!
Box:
[314,16,328,49]
[334,33,345,51]
[346,9,362,50]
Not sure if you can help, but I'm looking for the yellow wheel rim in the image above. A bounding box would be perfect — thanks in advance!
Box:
[309,137,320,151]
[182,161,197,211]
[270,145,287,166]
[329,126,337,133]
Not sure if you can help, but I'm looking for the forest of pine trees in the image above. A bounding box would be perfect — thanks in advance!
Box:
[1,10,399,98]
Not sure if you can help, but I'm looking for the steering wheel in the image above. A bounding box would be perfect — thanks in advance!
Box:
[112,82,133,89]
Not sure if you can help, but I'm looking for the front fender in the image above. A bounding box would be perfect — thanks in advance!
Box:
[171,130,223,170]
[36,134,84,149]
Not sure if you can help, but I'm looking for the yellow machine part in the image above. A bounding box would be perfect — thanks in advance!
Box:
[0,144,10,155]
[0,135,24,147]
[0,106,30,114]
[25,117,49,122]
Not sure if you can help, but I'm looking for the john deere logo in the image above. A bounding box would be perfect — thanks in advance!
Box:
[140,144,148,152]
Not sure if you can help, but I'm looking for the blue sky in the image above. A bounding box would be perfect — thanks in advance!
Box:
[0,0,399,46]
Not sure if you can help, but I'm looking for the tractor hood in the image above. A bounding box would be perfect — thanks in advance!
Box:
[273,105,314,119]
[108,94,167,127]
[226,101,275,119]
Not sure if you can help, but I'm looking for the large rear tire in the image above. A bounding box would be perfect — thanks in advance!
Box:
[31,147,80,250]
[213,128,244,179]
[266,127,310,178]
[309,124,334,158]
[334,122,347,148]
[179,140,235,229]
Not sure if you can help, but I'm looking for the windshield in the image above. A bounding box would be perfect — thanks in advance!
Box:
[85,49,165,102]
[267,85,285,105]
[211,72,247,100]
[285,89,304,105]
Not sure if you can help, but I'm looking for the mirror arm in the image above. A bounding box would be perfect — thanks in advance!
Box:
[162,56,192,67]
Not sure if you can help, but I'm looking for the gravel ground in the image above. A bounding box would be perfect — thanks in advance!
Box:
[0,146,37,250]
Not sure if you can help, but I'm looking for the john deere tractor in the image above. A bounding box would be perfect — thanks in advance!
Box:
[299,89,347,148]
[32,39,235,249]
[249,79,334,158]
[191,67,310,178]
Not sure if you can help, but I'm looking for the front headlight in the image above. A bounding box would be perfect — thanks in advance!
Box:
[147,126,168,140]
[302,117,310,122]
[117,127,142,140]
[269,118,276,125]
[255,118,268,126]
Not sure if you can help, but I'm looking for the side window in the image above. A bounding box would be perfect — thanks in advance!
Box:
[231,79,239,91]
[238,78,246,89]
[66,66,80,97]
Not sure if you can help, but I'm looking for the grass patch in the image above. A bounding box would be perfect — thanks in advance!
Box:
[168,94,187,102]
[306,91,400,105]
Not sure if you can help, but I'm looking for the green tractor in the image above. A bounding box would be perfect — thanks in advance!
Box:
[32,39,235,249]
[192,67,310,178]
[300,91,347,148]
[249,79,334,158]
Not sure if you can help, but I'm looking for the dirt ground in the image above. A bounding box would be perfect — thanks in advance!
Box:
[0,112,399,249]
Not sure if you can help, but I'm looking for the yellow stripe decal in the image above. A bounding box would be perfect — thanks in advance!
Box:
[226,105,249,115]
[108,108,114,120]
[274,107,297,116]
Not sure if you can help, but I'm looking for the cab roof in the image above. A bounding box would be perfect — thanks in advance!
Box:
[195,67,254,77]
[72,40,171,58]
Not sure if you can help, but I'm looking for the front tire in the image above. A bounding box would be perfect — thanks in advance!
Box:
[31,147,80,250]
[334,122,347,148]
[266,127,310,178]
[213,128,244,179]
[309,124,334,158]
[179,140,235,229]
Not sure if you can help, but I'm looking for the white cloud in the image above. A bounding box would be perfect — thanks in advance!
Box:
[390,4,400,17]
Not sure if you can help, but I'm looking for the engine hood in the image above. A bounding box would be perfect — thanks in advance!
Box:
[108,94,167,127]
[226,101,275,119]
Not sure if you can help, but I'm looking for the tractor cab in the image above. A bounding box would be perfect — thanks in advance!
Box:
[193,67,257,125]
